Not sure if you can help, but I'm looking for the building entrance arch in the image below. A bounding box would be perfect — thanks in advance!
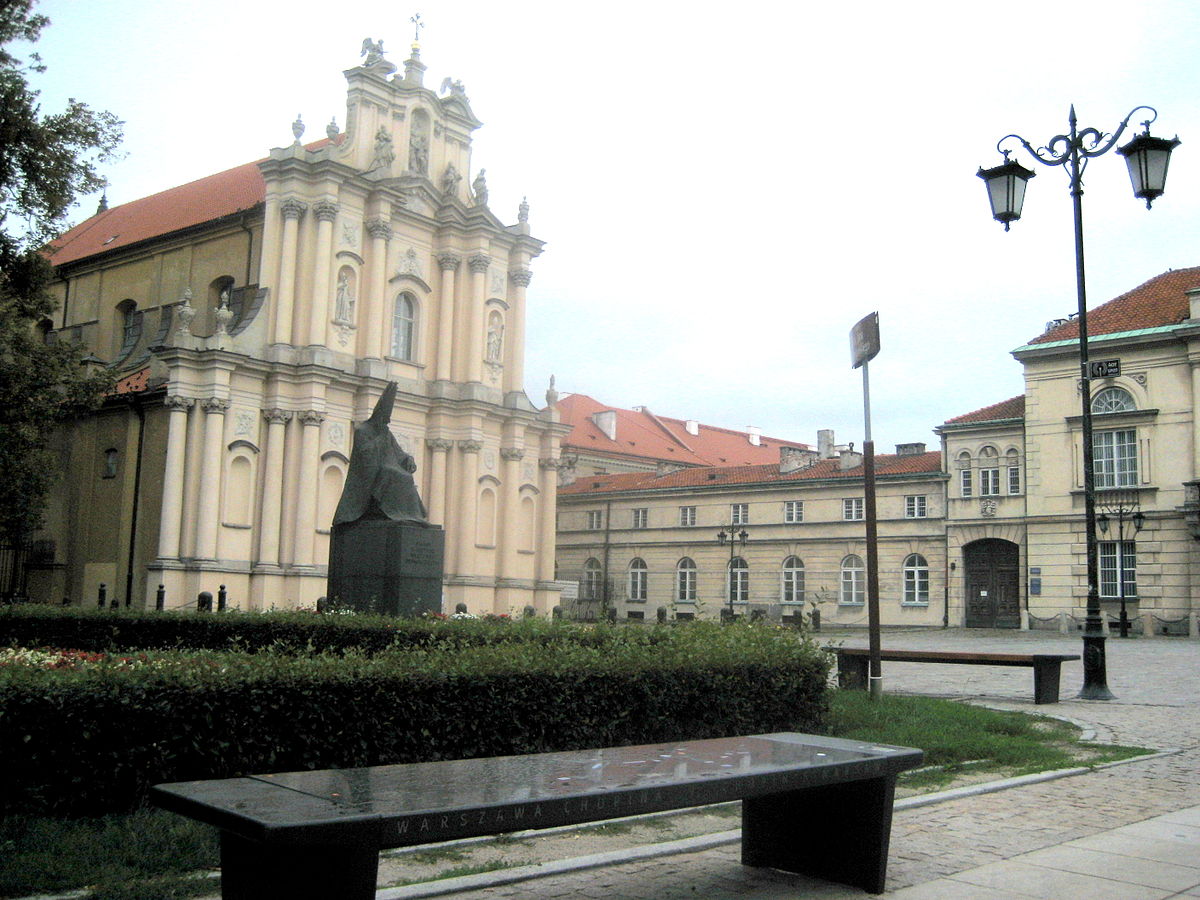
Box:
[962,539,1020,628]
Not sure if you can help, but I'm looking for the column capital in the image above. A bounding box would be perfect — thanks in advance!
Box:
[539,457,561,470]
[366,216,393,240]
[458,439,483,454]
[314,200,340,222]
[201,397,230,414]
[437,251,463,272]
[468,252,491,274]
[509,267,533,288]
[163,395,195,412]
[280,198,308,221]
[500,447,525,462]
[262,408,294,425]
[299,410,326,426]
[426,437,454,452]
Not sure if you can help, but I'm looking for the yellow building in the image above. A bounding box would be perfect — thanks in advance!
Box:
[32,41,569,614]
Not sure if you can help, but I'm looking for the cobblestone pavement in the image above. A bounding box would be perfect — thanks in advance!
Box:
[414,630,1200,899]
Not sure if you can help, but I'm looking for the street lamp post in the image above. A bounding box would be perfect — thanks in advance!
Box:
[1097,493,1146,638]
[977,106,1179,700]
[716,523,748,622]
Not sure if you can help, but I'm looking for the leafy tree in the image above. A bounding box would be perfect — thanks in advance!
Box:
[0,1,123,543]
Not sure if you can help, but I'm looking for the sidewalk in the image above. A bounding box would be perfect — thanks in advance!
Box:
[396,629,1200,899]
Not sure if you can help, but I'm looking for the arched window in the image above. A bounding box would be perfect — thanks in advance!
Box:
[728,556,749,604]
[628,558,647,601]
[676,558,697,603]
[583,558,603,601]
[903,554,930,604]
[840,555,864,605]
[391,293,416,360]
[957,450,973,498]
[979,446,1000,496]
[1092,387,1135,414]
[781,556,805,603]
[1006,448,1021,495]
[114,299,140,360]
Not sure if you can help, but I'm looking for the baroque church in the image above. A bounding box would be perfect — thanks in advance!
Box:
[33,39,570,613]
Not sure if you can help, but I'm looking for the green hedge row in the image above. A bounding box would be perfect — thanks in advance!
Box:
[0,605,667,655]
[0,624,831,817]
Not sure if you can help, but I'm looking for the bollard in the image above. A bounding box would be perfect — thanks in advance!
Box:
[110,597,119,610]
[455,602,468,615]
[523,605,535,618]
[62,596,70,606]
[552,606,562,620]
[198,591,212,612]
[656,606,667,623]
[156,584,165,611]
[217,584,227,612]
[98,583,107,609]
[317,596,328,613]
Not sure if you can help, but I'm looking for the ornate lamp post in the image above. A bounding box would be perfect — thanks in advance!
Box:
[1097,493,1146,638]
[977,106,1179,700]
[716,523,749,621]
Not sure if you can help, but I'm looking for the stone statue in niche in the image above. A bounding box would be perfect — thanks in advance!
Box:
[333,382,431,527]
[441,162,462,196]
[334,271,356,323]
[409,132,428,174]
[486,320,504,362]
[472,169,488,207]
[370,126,395,171]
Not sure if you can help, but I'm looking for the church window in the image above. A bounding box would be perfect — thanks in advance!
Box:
[391,293,416,360]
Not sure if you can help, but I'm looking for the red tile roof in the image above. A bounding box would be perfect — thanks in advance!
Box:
[112,367,150,395]
[557,393,808,468]
[1028,267,1200,345]
[943,395,1025,426]
[559,451,943,496]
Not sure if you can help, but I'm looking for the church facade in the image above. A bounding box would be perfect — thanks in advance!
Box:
[33,41,569,614]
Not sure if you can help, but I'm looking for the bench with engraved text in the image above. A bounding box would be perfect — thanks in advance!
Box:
[150,732,923,899]
[836,648,1082,704]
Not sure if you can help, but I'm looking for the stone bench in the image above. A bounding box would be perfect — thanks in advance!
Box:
[836,648,1082,704]
[151,732,923,898]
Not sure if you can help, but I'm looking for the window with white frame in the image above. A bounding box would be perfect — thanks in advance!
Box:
[1094,430,1138,487]
[676,558,697,602]
[1099,541,1137,598]
[958,451,973,497]
[843,498,864,521]
[781,556,805,603]
[903,554,930,604]
[840,555,865,604]
[731,503,749,525]
[979,446,1000,496]
[632,508,648,529]
[728,557,749,604]
[391,293,416,360]
[784,500,804,523]
[679,506,697,527]
[905,495,927,518]
[1092,386,1135,414]
[582,558,603,600]
[1007,449,1021,495]
[586,510,603,530]
[627,558,647,601]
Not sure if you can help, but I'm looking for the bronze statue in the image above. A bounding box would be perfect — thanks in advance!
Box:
[333,382,431,526]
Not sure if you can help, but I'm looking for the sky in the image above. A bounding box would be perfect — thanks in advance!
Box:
[24,0,1200,453]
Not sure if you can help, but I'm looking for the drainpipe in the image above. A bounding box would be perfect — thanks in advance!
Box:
[601,499,613,618]
[123,396,147,607]
[944,560,953,628]
[240,213,255,287]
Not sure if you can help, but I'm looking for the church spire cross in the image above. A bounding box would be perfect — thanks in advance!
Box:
[410,13,424,45]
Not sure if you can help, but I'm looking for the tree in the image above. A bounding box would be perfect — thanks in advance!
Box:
[0,1,123,545]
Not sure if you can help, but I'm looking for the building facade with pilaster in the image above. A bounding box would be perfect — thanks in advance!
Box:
[33,41,568,614]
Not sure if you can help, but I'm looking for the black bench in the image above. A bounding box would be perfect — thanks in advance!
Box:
[836,648,1081,704]
[151,732,922,898]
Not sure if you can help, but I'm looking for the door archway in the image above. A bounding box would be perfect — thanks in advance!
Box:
[962,539,1020,628]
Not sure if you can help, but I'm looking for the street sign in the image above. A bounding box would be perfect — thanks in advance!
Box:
[850,312,880,369]
[1088,359,1121,378]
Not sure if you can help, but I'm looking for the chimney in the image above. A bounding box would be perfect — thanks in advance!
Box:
[839,448,863,470]
[685,420,700,436]
[747,426,761,446]
[780,446,818,474]
[591,410,617,441]
[1188,287,1200,321]
[817,429,835,459]
[895,442,926,457]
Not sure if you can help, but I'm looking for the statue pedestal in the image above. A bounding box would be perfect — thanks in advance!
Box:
[328,520,444,617]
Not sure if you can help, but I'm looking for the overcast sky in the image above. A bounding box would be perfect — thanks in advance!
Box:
[27,0,1200,452]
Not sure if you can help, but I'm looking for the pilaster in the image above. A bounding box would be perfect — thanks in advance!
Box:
[194,397,230,560]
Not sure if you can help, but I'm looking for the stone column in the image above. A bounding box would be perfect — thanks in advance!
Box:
[292,410,324,566]
[537,457,560,585]
[466,253,491,383]
[363,216,392,359]
[257,408,292,566]
[506,267,532,395]
[308,200,339,347]
[435,252,461,381]
[156,395,194,559]
[424,438,453,525]
[275,199,307,344]
[194,397,230,560]
[456,440,482,574]
[497,447,524,580]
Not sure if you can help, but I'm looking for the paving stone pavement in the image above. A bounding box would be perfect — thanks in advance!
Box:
[411,629,1200,899]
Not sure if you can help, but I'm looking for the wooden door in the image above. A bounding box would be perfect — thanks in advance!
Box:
[963,540,1020,628]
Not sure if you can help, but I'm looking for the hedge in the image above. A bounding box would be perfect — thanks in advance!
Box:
[0,624,831,817]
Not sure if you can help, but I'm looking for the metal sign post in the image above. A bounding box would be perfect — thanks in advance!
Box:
[851,312,883,699]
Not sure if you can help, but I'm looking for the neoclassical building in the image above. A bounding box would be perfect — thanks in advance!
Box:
[32,40,569,614]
